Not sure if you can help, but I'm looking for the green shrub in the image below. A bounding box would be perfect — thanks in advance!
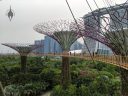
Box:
[0,56,121,96]
[51,85,64,96]
[40,68,61,87]
[28,67,42,74]
[99,71,114,78]
[0,72,9,85]
[8,66,20,75]
[70,58,84,65]
[74,69,97,87]
[4,85,20,96]
[22,82,48,95]
[77,85,91,96]
[93,62,107,71]
[108,78,121,96]
[67,84,77,96]
[27,57,44,67]
[51,84,77,96]
[90,75,110,95]
[4,82,49,96]
[11,73,41,84]
[102,65,119,76]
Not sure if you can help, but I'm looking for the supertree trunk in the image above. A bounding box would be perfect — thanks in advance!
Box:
[20,55,27,73]
[61,56,70,88]
[0,82,5,96]
[120,68,128,96]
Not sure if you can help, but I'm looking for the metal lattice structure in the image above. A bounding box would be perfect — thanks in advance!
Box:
[78,1,128,96]
[2,43,43,73]
[34,20,81,51]
[82,2,128,56]
[64,0,128,95]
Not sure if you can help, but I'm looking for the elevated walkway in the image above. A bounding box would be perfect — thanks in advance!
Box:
[29,52,128,70]
[1,52,127,70]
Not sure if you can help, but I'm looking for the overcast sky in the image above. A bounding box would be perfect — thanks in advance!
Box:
[0,0,125,53]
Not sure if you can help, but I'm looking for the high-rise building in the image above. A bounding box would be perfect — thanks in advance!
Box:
[81,37,112,55]
[34,36,85,54]
[83,9,113,55]
[34,36,62,53]
[70,41,83,50]
[44,36,62,53]
[34,39,44,53]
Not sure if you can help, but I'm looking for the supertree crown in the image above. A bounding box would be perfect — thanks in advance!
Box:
[34,20,81,51]
[2,43,43,56]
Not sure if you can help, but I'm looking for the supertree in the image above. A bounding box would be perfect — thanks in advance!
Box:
[33,20,80,88]
[65,0,128,95]
[81,1,128,96]
[2,43,43,73]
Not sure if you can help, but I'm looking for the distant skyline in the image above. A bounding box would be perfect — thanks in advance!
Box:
[0,0,125,53]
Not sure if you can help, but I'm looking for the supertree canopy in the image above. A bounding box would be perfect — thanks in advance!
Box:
[34,20,80,51]
[2,43,43,73]
[2,43,41,55]
[34,20,80,88]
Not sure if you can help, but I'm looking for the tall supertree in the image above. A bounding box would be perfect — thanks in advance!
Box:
[80,1,128,96]
[65,0,128,95]
[34,20,80,88]
[2,43,43,73]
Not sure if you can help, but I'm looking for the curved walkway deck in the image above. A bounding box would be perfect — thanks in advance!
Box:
[2,53,127,70]
[29,53,128,70]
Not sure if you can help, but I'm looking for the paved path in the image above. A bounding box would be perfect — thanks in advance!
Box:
[41,91,51,96]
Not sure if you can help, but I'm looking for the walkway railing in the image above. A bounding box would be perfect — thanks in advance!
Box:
[29,52,128,70]
[1,52,128,70]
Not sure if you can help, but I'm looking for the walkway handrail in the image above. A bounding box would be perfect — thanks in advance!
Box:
[1,52,128,70]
